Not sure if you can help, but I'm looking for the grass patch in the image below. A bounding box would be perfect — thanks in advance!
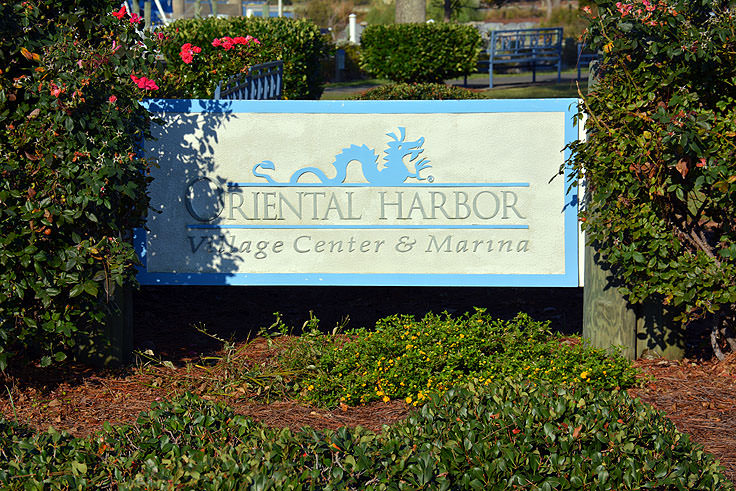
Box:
[478,82,583,99]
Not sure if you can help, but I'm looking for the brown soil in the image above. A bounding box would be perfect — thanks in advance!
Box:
[1,286,734,481]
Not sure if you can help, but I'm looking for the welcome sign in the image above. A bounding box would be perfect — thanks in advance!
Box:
[137,99,579,286]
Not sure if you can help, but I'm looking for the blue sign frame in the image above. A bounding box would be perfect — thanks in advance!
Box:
[137,98,580,287]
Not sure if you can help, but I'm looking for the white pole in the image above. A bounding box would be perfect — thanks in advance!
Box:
[348,13,357,44]
[246,7,253,17]
[153,0,169,24]
[278,0,283,16]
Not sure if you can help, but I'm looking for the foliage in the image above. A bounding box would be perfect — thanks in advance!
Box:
[353,82,483,100]
[158,17,330,99]
[155,33,266,99]
[360,23,482,83]
[0,383,731,489]
[565,1,736,345]
[277,310,639,408]
[0,0,156,370]
[539,5,591,41]
[427,0,483,22]
[365,0,395,25]
[299,0,356,41]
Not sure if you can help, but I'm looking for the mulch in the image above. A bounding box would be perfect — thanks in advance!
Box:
[1,286,735,482]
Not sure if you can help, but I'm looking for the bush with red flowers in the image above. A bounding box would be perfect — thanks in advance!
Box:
[0,0,159,369]
[156,33,266,98]
[566,0,736,356]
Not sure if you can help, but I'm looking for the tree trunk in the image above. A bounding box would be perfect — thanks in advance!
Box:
[395,0,426,23]
[444,0,452,21]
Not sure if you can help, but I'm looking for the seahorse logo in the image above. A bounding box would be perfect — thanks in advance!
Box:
[252,127,433,185]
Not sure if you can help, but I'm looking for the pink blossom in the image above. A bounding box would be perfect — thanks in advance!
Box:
[129,13,141,24]
[49,83,62,97]
[156,32,165,41]
[130,74,159,90]
[111,6,126,19]
[582,6,592,14]
[616,2,633,16]
[642,0,655,12]
[233,36,247,44]
[212,38,222,47]
[108,95,117,103]
[696,158,707,168]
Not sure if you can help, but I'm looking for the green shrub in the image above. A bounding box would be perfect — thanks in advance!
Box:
[158,17,330,99]
[0,0,156,369]
[1,385,731,489]
[279,310,639,408]
[360,23,482,83]
[565,1,736,350]
[354,82,483,100]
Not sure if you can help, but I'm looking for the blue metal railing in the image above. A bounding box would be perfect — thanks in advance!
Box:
[214,60,283,100]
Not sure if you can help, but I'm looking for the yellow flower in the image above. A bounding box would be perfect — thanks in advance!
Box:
[580,371,589,379]
[307,385,314,391]
[405,396,413,404]
[382,396,390,403]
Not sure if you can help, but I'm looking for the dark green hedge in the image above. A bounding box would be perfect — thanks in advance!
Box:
[0,382,731,489]
[360,23,482,83]
[0,0,155,369]
[354,82,482,100]
[159,17,330,99]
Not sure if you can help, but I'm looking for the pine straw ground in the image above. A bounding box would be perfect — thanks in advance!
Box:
[2,339,736,483]
[1,286,736,482]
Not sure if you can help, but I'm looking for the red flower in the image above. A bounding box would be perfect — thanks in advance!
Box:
[108,95,117,103]
[216,36,235,50]
[179,43,201,64]
[211,38,222,47]
[512,428,521,434]
[129,13,142,24]
[111,6,126,19]
[130,74,159,90]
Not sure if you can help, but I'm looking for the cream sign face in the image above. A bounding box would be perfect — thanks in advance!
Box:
[138,99,579,286]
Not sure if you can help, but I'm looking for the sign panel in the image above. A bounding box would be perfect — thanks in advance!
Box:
[138,99,579,286]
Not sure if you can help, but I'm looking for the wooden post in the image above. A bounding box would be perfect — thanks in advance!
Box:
[104,286,134,365]
[74,286,133,367]
[582,244,637,359]
[583,245,684,360]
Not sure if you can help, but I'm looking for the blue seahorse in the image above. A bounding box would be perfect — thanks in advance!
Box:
[252,127,432,185]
